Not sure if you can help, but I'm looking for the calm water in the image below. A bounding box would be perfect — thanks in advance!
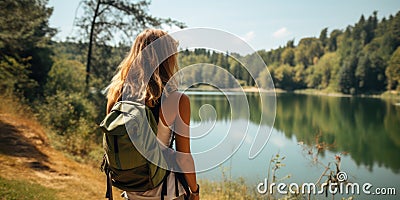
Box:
[187,92,400,199]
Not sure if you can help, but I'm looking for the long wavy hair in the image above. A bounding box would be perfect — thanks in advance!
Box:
[107,29,178,113]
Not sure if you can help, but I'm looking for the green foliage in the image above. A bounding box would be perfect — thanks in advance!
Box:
[236,11,400,94]
[272,64,295,90]
[305,52,340,89]
[355,52,386,92]
[327,29,342,52]
[76,0,185,86]
[45,59,86,94]
[51,41,87,64]
[386,47,400,90]
[257,67,273,89]
[0,56,37,95]
[41,58,94,142]
[319,28,328,49]
[176,11,399,94]
[0,0,55,99]
[76,0,185,45]
[37,91,97,156]
[0,177,57,200]
[178,51,254,88]
[39,92,96,132]
[39,57,97,157]
[281,48,295,66]
[90,44,130,87]
[295,37,324,67]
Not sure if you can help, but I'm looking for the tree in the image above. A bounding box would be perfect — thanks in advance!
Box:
[327,29,342,52]
[319,27,328,48]
[45,59,86,94]
[293,64,306,89]
[0,56,34,94]
[386,47,400,90]
[228,56,241,79]
[273,65,295,90]
[353,15,366,41]
[281,48,295,66]
[338,55,358,94]
[286,40,295,48]
[257,68,269,89]
[355,54,373,91]
[295,38,323,67]
[76,0,186,86]
[216,52,229,70]
[0,0,55,98]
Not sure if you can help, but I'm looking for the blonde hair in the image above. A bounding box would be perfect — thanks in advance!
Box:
[107,29,178,113]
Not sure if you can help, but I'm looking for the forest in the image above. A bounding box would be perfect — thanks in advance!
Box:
[178,11,400,94]
[1,0,400,160]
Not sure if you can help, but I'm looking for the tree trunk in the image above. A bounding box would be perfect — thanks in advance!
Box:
[86,0,101,87]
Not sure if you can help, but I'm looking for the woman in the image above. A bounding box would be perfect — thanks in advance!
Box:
[106,29,199,200]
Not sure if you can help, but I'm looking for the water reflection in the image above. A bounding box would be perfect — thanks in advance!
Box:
[188,92,400,173]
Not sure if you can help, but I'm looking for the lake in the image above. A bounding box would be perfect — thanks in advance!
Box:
[186,91,400,199]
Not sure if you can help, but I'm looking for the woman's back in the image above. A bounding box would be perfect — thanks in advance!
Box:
[106,29,199,200]
[123,92,188,200]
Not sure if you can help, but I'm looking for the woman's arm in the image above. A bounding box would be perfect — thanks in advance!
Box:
[174,93,199,198]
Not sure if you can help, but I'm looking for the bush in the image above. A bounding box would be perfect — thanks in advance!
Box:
[37,91,98,157]
[35,58,102,160]
[45,59,86,95]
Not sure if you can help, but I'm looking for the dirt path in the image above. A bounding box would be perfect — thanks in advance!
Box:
[0,113,120,199]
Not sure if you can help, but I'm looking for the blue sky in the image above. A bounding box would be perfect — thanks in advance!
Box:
[48,0,400,51]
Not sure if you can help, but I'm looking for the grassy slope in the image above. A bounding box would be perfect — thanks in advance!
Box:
[0,96,121,200]
[0,176,56,200]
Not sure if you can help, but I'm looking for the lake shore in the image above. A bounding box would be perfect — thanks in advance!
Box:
[185,86,400,100]
[183,86,285,93]
[291,88,400,100]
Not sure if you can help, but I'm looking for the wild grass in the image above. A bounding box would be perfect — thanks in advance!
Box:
[0,177,57,200]
[199,178,261,200]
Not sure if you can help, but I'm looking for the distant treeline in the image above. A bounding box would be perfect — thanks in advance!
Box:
[178,11,400,94]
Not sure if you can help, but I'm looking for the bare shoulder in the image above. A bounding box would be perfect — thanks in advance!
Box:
[160,91,190,124]
[178,92,190,106]
[165,91,190,105]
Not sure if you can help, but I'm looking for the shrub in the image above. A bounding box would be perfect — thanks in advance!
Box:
[37,91,98,157]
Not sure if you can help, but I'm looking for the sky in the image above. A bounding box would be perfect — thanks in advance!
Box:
[48,0,400,52]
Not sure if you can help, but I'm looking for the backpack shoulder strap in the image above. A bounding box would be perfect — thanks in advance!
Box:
[105,169,113,200]
[101,154,113,200]
[175,172,190,200]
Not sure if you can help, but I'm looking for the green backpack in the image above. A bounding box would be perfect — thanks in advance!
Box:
[100,101,169,199]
